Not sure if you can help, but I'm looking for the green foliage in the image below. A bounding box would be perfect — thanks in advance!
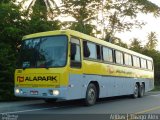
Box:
[102,0,160,39]
[0,1,21,100]
[105,36,128,48]
[145,32,158,50]
[70,22,95,35]
[61,0,160,40]
[152,85,160,91]
[114,40,128,48]
[0,2,23,49]
[130,38,143,53]
[130,0,160,17]
[0,1,60,100]
[0,82,15,101]
[129,36,160,85]
[0,43,16,101]
[0,43,16,82]
[61,0,100,35]
[143,33,160,85]
[0,0,12,4]
[22,18,60,35]
[30,0,48,20]
[22,0,60,20]
[142,49,160,85]
[22,0,61,34]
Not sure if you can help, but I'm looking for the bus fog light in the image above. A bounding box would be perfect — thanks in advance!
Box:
[15,89,20,94]
[52,90,60,96]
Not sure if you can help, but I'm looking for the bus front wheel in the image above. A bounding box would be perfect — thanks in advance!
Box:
[85,83,97,106]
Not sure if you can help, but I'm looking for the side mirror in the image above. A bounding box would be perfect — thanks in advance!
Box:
[17,44,22,53]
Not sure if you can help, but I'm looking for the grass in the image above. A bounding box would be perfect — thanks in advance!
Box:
[152,85,160,91]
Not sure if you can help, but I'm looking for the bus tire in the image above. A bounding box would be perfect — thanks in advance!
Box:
[85,83,97,106]
[132,84,139,99]
[138,84,145,98]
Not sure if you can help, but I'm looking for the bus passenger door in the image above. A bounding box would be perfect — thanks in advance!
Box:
[68,37,83,99]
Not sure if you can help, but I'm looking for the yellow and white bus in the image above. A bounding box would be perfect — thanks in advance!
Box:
[15,30,154,106]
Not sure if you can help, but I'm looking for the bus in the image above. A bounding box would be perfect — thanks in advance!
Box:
[15,30,154,106]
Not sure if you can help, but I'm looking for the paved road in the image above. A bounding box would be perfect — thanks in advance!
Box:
[0,92,160,120]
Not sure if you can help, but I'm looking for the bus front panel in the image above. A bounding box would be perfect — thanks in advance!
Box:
[14,35,70,100]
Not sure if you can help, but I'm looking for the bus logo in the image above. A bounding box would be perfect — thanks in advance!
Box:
[17,76,24,82]
[25,76,57,82]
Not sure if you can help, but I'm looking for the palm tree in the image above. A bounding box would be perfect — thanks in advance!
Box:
[146,32,158,50]
[19,0,60,19]
[130,38,143,53]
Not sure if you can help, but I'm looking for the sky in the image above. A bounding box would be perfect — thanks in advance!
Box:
[116,0,160,50]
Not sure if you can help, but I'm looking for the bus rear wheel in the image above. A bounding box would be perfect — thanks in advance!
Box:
[85,83,97,106]
[132,84,139,99]
[138,84,145,98]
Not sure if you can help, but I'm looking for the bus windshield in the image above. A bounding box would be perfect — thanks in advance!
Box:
[19,35,68,68]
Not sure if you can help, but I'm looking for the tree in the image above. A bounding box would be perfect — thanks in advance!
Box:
[145,32,158,50]
[130,38,143,53]
[113,37,128,48]
[99,0,160,41]
[0,1,25,49]
[141,49,160,85]
[0,43,16,83]
[129,34,159,85]
[104,35,128,48]
[22,9,60,35]
[61,0,160,42]
[0,43,16,100]
[19,0,61,35]
[19,0,60,20]
[0,1,61,100]
[61,0,100,35]
[0,1,23,100]
[0,0,12,4]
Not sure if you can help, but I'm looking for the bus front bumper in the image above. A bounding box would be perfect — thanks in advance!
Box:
[14,87,68,100]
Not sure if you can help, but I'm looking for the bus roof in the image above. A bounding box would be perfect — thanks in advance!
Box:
[23,29,153,61]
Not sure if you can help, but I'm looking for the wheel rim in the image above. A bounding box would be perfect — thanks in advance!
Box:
[87,88,96,104]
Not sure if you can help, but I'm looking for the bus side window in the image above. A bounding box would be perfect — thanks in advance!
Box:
[83,41,90,57]
[124,53,132,66]
[70,38,81,68]
[147,60,153,70]
[115,50,124,65]
[141,58,147,69]
[96,45,101,60]
[133,56,140,68]
[102,46,113,62]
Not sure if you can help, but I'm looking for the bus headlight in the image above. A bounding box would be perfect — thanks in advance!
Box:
[52,90,60,96]
[15,89,20,94]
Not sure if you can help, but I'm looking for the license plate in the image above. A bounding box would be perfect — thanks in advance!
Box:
[30,90,38,95]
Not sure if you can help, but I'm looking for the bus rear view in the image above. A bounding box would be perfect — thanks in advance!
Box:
[15,31,69,101]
